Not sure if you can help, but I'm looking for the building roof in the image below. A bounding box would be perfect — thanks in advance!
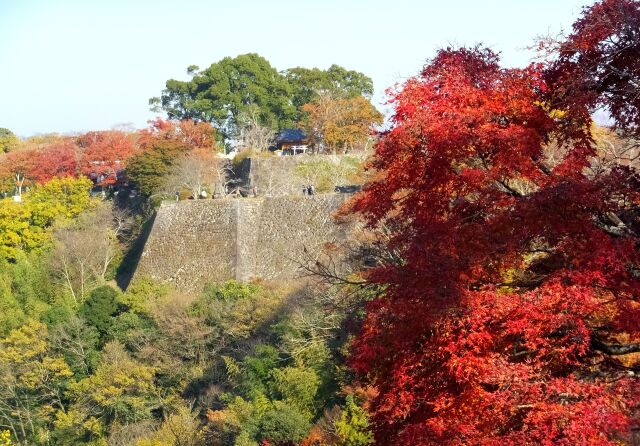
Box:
[275,128,308,144]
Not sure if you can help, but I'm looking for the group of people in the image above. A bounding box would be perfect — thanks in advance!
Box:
[172,184,322,200]
[174,185,260,201]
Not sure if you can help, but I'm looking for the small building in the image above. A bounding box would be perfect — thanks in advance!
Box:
[273,129,309,155]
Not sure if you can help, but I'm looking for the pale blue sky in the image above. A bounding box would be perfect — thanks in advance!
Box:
[0,0,594,137]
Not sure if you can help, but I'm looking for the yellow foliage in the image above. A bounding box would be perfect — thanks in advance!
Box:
[136,406,204,446]
[0,321,73,444]
[533,100,567,120]
[0,430,12,446]
[0,176,95,260]
[302,95,382,153]
[65,341,159,435]
[0,321,72,390]
[53,408,106,444]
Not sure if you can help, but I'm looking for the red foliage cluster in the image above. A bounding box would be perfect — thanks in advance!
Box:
[77,131,139,185]
[138,118,216,151]
[348,2,640,443]
[545,0,640,137]
[0,138,79,186]
[0,119,216,191]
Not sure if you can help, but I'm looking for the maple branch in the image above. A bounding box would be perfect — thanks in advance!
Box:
[531,156,552,176]
[591,338,640,355]
[299,259,369,287]
[495,179,525,197]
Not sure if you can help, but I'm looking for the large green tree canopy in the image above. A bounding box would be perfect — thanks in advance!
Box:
[150,54,294,139]
[285,64,374,110]
[150,53,374,141]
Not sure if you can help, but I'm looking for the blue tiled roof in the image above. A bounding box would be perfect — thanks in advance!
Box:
[275,128,307,143]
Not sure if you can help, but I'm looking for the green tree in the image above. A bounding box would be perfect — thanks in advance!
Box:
[190,281,281,356]
[125,139,188,196]
[121,277,170,315]
[209,395,312,446]
[285,65,374,111]
[272,366,320,414]
[10,253,55,319]
[108,311,158,352]
[80,285,122,334]
[336,395,373,446]
[0,271,26,337]
[0,129,20,153]
[150,53,296,140]
[259,401,311,444]
[48,316,100,377]
[239,345,280,398]
[0,253,57,338]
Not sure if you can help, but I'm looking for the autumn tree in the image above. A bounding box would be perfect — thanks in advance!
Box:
[127,119,217,196]
[0,321,73,444]
[346,42,640,445]
[54,341,160,444]
[77,130,139,187]
[544,0,640,138]
[302,94,382,154]
[0,140,80,195]
[19,133,65,152]
[137,118,217,152]
[0,177,94,261]
[0,150,36,195]
[135,405,205,446]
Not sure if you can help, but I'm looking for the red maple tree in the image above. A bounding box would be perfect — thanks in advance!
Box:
[0,139,79,190]
[77,130,139,186]
[347,2,640,443]
[138,118,217,151]
[544,0,640,138]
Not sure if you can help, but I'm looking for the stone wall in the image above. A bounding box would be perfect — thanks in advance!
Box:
[134,200,236,290]
[235,154,365,197]
[246,195,345,280]
[235,156,311,197]
[134,194,349,290]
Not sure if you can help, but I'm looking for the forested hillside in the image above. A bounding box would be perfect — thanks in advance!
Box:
[0,57,380,445]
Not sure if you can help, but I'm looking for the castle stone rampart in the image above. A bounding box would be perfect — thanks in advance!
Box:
[134,194,348,290]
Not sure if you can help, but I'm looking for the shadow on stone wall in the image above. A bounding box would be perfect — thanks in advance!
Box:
[116,211,157,290]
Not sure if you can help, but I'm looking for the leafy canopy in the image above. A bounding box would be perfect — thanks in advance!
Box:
[150,53,374,142]
[0,177,94,261]
[348,36,640,445]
